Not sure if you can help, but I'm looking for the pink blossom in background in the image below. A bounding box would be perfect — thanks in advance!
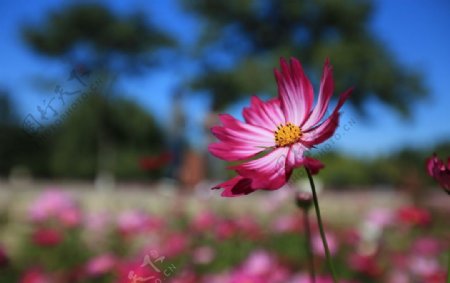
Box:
[396,206,431,227]
[272,214,302,233]
[348,253,381,277]
[288,274,353,283]
[241,250,273,276]
[412,237,441,257]
[117,259,161,283]
[235,216,262,239]
[209,58,352,197]
[215,219,238,240]
[426,154,450,193]
[85,212,110,232]
[0,245,9,268]
[366,208,394,229]
[343,228,361,246]
[191,210,216,232]
[312,232,338,257]
[231,250,289,283]
[170,269,198,283]
[146,216,165,231]
[387,271,409,283]
[424,271,447,283]
[28,189,81,227]
[161,233,189,257]
[20,268,52,283]
[201,272,230,283]
[117,210,150,236]
[85,253,116,277]
[58,207,81,228]
[31,228,63,247]
[193,246,215,264]
[408,256,440,278]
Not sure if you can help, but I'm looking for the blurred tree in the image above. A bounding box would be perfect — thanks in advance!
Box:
[311,140,450,188]
[22,3,174,181]
[0,91,18,126]
[49,96,164,179]
[22,4,173,72]
[0,90,51,177]
[182,0,426,115]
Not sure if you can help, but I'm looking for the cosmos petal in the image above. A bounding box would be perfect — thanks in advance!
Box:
[231,147,290,190]
[286,144,324,175]
[243,96,285,131]
[210,114,275,161]
[302,88,352,145]
[212,176,255,197]
[302,59,334,130]
[303,157,325,175]
[274,58,313,126]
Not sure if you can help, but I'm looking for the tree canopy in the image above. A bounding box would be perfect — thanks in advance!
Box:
[182,0,427,115]
[19,3,174,179]
[23,3,174,72]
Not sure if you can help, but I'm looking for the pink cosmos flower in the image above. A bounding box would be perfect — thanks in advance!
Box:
[312,232,338,257]
[272,214,301,233]
[348,253,381,277]
[116,210,150,236]
[117,259,161,283]
[230,250,289,283]
[426,154,450,194]
[209,58,352,197]
[0,245,9,268]
[193,246,215,264]
[85,253,117,277]
[412,237,441,257]
[396,206,430,227]
[20,268,52,283]
[215,219,238,240]
[31,228,63,247]
[191,210,216,232]
[161,233,189,257]
[409,256,440,277]
[28,189,81,228]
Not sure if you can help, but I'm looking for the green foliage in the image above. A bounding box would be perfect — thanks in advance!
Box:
[0,92,52,177]
[182,0,427,114]
[17,3,175,180]
[312,141,450,188]
[49,95,164,179]
[22,3,174,71]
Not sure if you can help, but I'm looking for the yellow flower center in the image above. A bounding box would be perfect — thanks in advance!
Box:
[274,122,302,147]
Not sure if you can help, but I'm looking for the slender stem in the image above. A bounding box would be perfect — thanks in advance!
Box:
[305,167,339,283]
[303,209,316,283]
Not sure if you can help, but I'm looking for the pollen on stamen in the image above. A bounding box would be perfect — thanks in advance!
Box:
[274,123,302,147]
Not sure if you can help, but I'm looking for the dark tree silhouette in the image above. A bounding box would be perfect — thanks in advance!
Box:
[182,0,426,115]
[21,3,174,180]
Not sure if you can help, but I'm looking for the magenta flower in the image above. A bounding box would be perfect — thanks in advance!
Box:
[209,58,352,197]
[31,228,63,247]
[28,189,81,227]
[426,154,450,194]
[0,245,9,269]
[312,232,338,257]
[20,268,52,283]
[85,254,117,277]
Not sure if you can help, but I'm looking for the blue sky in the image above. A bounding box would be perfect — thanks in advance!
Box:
[0,0,449,157]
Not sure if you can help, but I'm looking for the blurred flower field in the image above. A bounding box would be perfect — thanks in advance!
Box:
[0,185,447,283]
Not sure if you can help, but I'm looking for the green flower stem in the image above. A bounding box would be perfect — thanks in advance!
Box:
[303,209,316,283]
[305,167,339,283]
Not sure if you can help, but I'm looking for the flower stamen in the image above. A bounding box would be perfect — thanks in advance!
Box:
[274,122,302,147]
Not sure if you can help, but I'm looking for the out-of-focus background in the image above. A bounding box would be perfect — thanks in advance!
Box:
[0,1,449,282]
